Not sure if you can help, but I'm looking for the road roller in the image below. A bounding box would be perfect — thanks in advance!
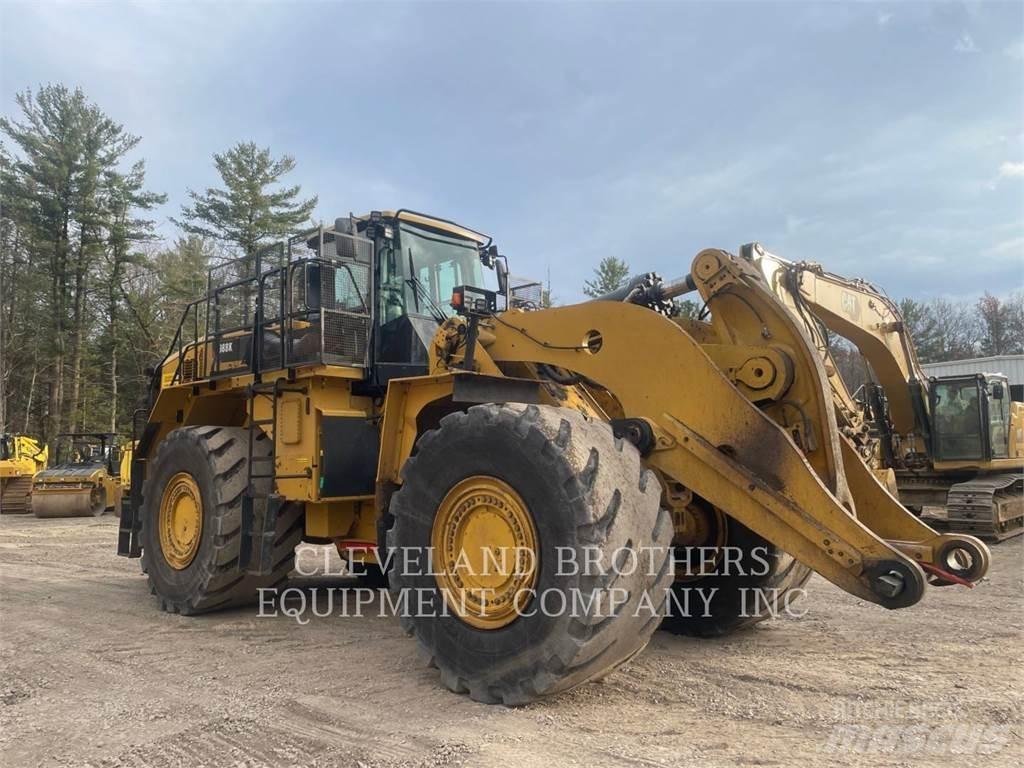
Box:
[32,433,130,518]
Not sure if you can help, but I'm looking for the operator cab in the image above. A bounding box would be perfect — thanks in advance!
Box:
[270,210,505,389]
[354,210,498,385]
[52,433,120,476]
[930,374,1011,462]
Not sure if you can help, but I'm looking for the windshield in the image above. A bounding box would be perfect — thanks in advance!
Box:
[933,380,983,460]
[1,436,11,461]
[400,223,489,318]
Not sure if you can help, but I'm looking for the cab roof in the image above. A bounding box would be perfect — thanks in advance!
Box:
[356,210,490,245]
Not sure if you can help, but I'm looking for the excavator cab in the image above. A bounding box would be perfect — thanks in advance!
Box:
[930,374,1010,463]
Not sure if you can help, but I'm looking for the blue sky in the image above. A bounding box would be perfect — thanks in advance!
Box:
[2,0,1022,303]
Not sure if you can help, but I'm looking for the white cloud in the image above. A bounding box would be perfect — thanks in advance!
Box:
[990,236,1024,256]
[999,161,1024,178]
[953,33,978,54]
[1005,39,1024,60]
[785,214,823,236]
[877,12,893,27]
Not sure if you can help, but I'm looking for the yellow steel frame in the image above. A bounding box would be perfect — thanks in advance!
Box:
[377,249,990,608]
[139,237,992,606]
[0,435,48,479]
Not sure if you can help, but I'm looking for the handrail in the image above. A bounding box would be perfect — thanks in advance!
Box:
[158,235,373,388]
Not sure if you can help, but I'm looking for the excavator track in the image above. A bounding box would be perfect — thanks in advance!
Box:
[0,476,34,515]
[925,473,1023,542]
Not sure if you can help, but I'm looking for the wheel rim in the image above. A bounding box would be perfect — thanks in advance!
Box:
[431,475,538,630]
[158,472,203,570]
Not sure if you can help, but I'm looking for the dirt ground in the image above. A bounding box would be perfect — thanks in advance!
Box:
[0,514,1020,768]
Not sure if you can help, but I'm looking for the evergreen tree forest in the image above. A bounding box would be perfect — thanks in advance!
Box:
[2,84,1021,448]
[0,85,316,443]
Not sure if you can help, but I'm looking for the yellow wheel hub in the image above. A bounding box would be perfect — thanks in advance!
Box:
[673,502,728,582]
[158,472,203,570]
[431,475,538,630]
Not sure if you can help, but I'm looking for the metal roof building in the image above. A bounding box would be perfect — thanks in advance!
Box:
[921,355,1024,399]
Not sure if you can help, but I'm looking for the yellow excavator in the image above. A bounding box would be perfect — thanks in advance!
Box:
[118,211,990,704]
[747,243,1023,541]
[31,433,132,518]
[0,434,48,514]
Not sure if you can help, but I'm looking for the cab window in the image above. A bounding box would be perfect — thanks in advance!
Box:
[987,379,1009,459]
[933,381,983,460]
[400,222,487,316]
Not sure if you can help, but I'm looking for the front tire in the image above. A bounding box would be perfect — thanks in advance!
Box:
[386,404,674,705]
[140,426,303,615]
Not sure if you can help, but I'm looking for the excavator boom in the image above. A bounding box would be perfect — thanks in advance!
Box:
[746,243,1023,541]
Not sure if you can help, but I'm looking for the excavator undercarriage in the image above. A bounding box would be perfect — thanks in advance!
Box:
[917,471,1024,542]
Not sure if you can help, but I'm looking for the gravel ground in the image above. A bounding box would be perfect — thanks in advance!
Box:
[0,514,1021,768]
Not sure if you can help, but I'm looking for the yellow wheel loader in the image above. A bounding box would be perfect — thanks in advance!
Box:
[32,433,131,518]
[748,244,1023,541]
[118,210,990,704]
[0,434,48,514]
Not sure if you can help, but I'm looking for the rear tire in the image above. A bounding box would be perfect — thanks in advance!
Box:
[356,562,389,589]
[386,403,674,705]
[660,511,811,637]
[140,426,303,615]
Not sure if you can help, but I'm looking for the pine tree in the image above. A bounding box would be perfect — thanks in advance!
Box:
[674,299,702,320]
[1,85,92,440]
[899,297,940,363]
[1,85,164,440]
[103,161,166,430]
[582,256,631,298]
[175,142,317,264]
[66,100,142,432]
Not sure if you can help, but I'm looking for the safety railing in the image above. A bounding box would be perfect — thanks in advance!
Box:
[160,223,373,387]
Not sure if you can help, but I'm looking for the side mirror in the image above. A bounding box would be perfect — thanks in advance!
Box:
[495,256,509,297]
[992,383,1004,400]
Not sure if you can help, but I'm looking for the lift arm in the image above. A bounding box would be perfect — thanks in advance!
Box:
[749,245,928,437]
[382,248,989,610]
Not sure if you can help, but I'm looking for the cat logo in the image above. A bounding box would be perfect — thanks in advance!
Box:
[841,290,858,318]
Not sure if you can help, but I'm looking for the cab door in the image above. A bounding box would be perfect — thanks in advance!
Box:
[930,377,988,461]
[986,377,1010,459]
